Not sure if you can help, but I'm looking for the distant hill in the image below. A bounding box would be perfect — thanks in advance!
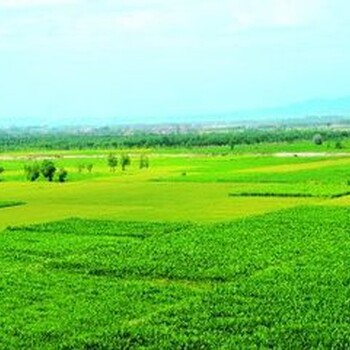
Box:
[195,96,350,124]
[1,96,350,127]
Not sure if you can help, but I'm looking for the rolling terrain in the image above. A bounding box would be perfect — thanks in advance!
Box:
[0,144,350,348]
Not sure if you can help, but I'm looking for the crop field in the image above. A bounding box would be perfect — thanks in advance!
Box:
[1,146,350,348]
[1,206,350,348]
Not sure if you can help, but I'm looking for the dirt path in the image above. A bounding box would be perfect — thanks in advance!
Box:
[0,153,203,161]
[0,154,107,161]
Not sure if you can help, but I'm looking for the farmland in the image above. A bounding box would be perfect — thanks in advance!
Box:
[2,0,350,346]
[1,138,350,348]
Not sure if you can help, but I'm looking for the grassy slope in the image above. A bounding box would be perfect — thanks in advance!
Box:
[1,206,350,348]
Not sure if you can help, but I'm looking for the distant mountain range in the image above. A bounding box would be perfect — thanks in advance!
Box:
[1,96,350,128]
[194,96,350,124]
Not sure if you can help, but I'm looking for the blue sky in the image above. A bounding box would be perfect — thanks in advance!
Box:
[0,0,349,125]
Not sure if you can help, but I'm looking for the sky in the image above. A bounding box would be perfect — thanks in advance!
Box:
[0,0,350,125]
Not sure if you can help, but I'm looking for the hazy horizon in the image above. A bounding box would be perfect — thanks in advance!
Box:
[1,0,350,125]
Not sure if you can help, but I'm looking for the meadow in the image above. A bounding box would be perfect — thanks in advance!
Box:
[1,140,350,348]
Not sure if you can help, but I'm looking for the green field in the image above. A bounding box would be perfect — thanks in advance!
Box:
[1,147,350,348]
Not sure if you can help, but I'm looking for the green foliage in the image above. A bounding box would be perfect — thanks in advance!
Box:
[312,133,323,145]
[2,140,350,348]
[24,163,40,182]
[25,160,58,182]
[107,153,118,171]
[86,163,94,173]
[0,201,25,209]
[335,140,344,149]
[121,153,131,171]
[57,168,68,183]
[1,127,349,151]
[139,154,149,169]
[0,166,4,182]
[77,163,93,174]
[2,206,350,348]
[40,160,56,182]
[77,163,85,173]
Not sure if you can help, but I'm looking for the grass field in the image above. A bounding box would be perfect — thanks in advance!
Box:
[1,147,350,348]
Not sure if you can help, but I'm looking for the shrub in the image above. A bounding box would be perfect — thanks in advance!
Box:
[24,163,40,182]
[77,164,85,173]
[139,155,149,169]
[107,154,118,172]
[335,141,343,149]
[57,168,68,183]
[40,160,56,182]
[86,163,94,173]
[313,134,323,145]
[121,154,131,171]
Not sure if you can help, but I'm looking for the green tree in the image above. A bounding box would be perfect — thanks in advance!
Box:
[24,163,40,182]
[40,160,56,182]
[86,163,94,173]
[57,168,68,182]
[139,155,149,169]
[107,154,118,172]
[77,164,85,173]
[335,141,343,149]
[229,139,236,151]
[0,166,4,181]
[121,154,131,171]
[313,134,323,146]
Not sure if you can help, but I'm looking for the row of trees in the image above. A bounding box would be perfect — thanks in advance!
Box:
[24,154,148,182]
[1,128,349,151]
[77,163,94,173]
[24,160,68,182]
[107,154,149,172]
[0,154,149,183]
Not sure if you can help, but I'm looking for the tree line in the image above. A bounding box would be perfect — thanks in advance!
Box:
[0,128,349,151]
[107,153,149,172]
